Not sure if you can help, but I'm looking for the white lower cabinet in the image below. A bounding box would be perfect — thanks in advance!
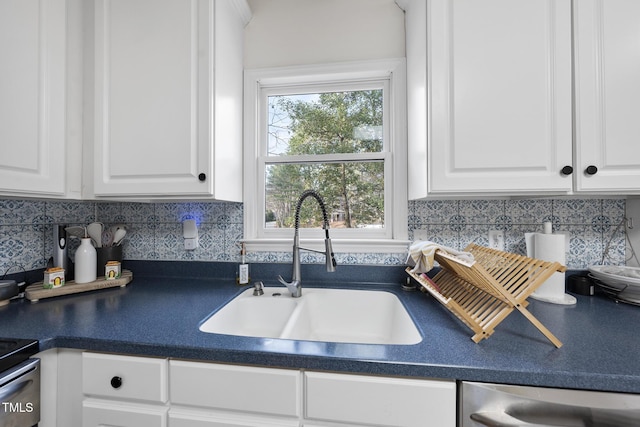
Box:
[77,352,456,427]
[169,360,456,427]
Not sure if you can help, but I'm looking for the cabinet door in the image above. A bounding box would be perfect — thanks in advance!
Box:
[170,360,301,418]
[304,372,456,427]
[93,0,213,197]
[0,0,67,197]
[574,0,640,193]
[407,0,573,197]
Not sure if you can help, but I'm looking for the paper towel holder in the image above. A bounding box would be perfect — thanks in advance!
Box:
[525,228,577,305]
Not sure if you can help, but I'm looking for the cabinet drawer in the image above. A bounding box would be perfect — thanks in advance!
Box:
[82,352,168,403]
[169,408,299,427]
[304,372,456,427]
[170,361,301,417]
[83,398,167,427]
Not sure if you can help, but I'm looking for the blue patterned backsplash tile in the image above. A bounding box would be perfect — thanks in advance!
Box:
[409,198,626,269]
[0,197,627,275]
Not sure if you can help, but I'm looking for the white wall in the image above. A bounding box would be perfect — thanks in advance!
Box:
[244,0,405,68]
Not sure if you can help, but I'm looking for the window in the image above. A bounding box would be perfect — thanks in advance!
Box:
[244,60,408,253]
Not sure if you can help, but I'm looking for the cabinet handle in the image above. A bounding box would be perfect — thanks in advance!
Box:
[110,376,123,389]
[561,166,573,175]
[198,173,206,182]
[585,165,598,175]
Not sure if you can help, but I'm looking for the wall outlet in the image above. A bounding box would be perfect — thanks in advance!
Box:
[184,237,198,250]
[488,230,505,251]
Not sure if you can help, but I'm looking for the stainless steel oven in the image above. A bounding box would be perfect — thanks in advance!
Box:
[0,339,40,427]
[0,358,40,426]
[460,381,640,427]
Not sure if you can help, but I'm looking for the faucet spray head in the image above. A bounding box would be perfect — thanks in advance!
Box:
[325,238,337,272]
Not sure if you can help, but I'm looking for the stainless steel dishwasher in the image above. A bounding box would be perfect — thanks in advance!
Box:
[460,381,640,426]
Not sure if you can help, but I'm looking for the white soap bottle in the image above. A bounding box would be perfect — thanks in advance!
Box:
[75,237,97,283]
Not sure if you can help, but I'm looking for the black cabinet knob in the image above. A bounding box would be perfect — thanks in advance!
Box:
[585,165,598,175]
[561,166,573,175]
[198,173,206,182]
[110,376,123,389]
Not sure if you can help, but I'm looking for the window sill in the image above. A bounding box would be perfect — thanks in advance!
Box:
[243,238,410,254]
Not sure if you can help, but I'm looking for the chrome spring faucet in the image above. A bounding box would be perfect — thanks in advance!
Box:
[278,190,337,297]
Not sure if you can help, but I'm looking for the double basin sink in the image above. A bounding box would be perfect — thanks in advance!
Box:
[199,287,422,345]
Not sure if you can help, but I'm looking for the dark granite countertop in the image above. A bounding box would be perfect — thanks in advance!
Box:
[1,261,639,394]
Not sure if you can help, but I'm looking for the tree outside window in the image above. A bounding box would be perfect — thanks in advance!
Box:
[265,89,385,231]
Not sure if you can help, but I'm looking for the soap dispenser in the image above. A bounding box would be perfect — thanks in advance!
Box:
[236,243,250,286]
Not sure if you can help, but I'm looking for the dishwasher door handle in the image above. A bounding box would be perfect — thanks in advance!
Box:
[471,411,558,427]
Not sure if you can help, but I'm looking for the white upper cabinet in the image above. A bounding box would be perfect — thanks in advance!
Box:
[0,0,82,198]
[404,0,640,198]
[574,0,640,194]
[91,0,249,200]
[405,0,573,198]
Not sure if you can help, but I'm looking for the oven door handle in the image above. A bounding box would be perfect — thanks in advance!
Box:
[0,378,32,402]
[471,411,557,427]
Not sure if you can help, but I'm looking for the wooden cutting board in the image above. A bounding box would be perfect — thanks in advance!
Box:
[26,270,133,302]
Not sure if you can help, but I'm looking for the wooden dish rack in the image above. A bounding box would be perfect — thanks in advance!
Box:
[406,244,566,347]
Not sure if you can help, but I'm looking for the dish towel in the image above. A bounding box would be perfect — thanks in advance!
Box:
[406,240,475,274]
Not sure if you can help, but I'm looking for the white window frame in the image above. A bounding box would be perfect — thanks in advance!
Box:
[243,59,408,253]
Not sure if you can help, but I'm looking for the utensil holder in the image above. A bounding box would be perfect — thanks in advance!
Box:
[96,246,123,277]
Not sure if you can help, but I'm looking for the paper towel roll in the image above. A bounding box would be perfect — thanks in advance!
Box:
[527,232,576,305]
[533,233,566,265]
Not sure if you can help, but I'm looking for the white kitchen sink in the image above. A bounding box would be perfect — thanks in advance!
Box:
[199,287,422,345]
